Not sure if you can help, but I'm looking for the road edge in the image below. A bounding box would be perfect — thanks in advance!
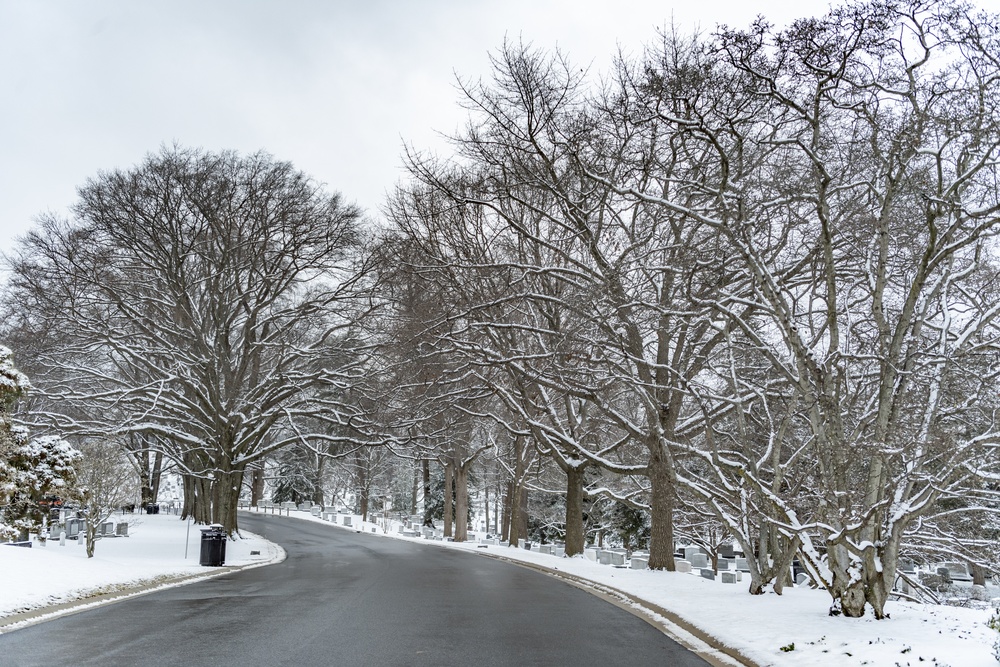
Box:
[472,549,760,667]
[0,530,286,634]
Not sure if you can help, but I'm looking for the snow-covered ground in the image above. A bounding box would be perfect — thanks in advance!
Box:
[3,507,997,666]
[0,512,283,627]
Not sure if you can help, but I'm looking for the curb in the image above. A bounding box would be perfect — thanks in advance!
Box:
[0,532,286,634]
[471,549,759,667]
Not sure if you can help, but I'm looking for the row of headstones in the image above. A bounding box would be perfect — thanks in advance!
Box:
[318,510,354,527]
[50,519,129,540]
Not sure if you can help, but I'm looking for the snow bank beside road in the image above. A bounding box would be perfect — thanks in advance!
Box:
[0,514,282,621]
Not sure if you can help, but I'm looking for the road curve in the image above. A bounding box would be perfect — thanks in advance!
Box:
[0,513,712,666]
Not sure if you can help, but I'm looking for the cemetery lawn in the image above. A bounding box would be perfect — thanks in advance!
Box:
[4,508,998,666]
[0,513,283,629]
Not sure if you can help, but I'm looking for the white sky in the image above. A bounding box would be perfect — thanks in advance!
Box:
[0,0,838,258]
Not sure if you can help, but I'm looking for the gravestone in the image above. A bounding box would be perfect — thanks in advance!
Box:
[796,572,810,586]
[719,544,737,559]
[675,559,692,573]
[539,544,553,555]
[630,556,648,570]
[718,557,734,571]
[721,571,738,584]
[599,550,614,565]
[517,539,526,550]
[585,547,599,562]
[116,523,129,537]
[65,519,82,539]
[553,546,565,558]
[736,558,750,572]
[700,568,716,581]
[281,502,297,510]
[310,507,322,517]
[689,553,709,569]
[609,552,626,566]
[342,516,352,527]
[100,522,115,536]
[683,546,702,562]
[298,501,313,511]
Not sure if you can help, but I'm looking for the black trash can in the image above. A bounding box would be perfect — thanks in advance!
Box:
[199,525,227,566]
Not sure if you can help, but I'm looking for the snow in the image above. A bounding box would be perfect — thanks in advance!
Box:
[0,512,284,626]
[3,507,998,666]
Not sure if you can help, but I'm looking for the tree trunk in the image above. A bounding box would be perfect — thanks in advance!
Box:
[422,459,434,527]
[484,481,490,536]
[443,460,454,538]
[647,455,676,571]
[212,464,245,536]
[85,521,96,558]
[502,480,513,543]
[564,464,587,556]
[150,450,163,504]
[454,462,469,542]
[517,485,528,543]
[829,542,866,617]
[359,488,369,523]
[312,455,325,506]
[411,461,419,515]
[250,466,264,507]
[493,481,500,535]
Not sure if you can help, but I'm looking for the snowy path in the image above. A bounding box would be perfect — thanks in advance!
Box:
[0,513,712,667]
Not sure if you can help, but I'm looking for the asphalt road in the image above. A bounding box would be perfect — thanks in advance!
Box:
[0,513,712,667]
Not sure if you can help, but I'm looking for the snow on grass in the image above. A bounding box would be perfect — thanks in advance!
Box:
[0,513,282,620]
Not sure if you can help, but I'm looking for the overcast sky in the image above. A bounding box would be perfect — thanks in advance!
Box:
[0,0,839,258]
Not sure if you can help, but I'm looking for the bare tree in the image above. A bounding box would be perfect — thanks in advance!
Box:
[3,146,369,535]
[71,439,136,558]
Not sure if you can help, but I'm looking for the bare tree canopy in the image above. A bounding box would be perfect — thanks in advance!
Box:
[2,146,370,535]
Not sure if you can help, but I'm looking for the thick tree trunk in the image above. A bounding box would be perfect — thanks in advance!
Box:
[564,464,587,556]
[829,542,866,617]
[502,481,513,543]
[311,455,325,506]
[443,460,454,538]
[647,455,676,571]
[517,486,528,543]
[212,464,245,536]
[359,488,369,523]
[454,462,469,542]
[250,466,264,506]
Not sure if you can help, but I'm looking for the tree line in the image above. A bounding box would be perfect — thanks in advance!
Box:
[2,0,999,619]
